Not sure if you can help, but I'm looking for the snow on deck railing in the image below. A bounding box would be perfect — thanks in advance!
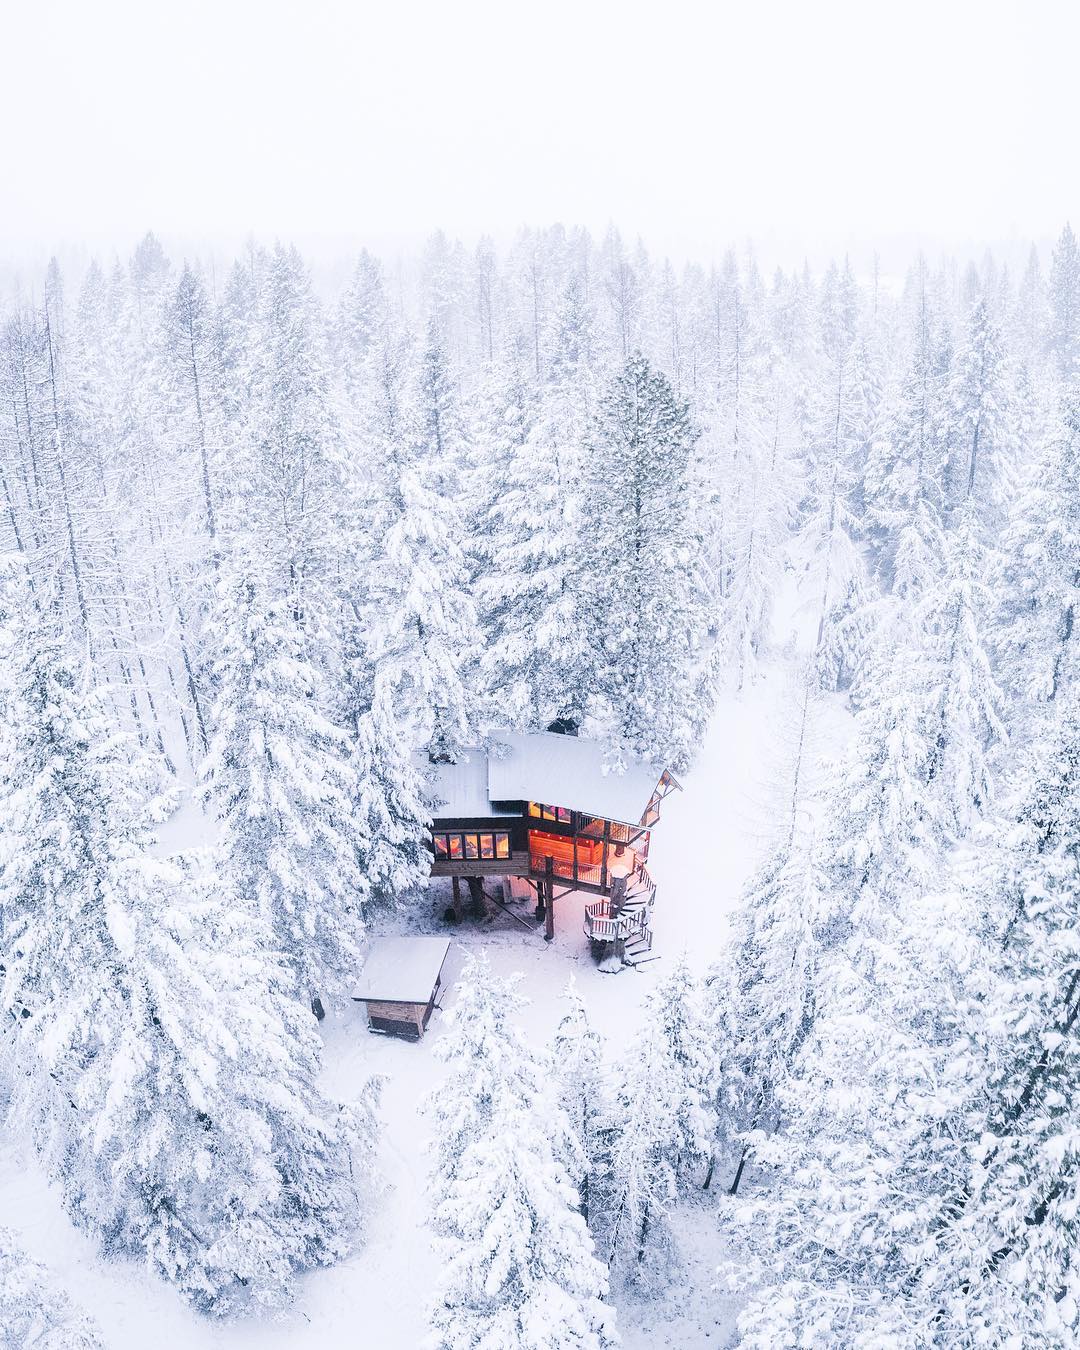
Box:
[583,900,649,943]
[529,853,604,887]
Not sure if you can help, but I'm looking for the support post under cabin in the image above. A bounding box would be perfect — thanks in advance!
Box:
[610,874,628,959]
[451,875,463,922]
[544,855,555,942]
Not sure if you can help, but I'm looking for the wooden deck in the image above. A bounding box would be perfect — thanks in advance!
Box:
[430,850,655,901]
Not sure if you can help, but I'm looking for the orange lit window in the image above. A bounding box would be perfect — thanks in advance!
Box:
[464,834,479,859]
[433,834,449,859]
[479,833,495,859]
[531,802,571,823]
[448,835,463,859]
[495,832,510,859]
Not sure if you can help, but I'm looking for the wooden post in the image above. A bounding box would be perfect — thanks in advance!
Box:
[600,819,610,890]
[466,876,486,917]
[534,875,546,920]
[451,875,463,922]
[610,874,628,961]
[544,856,555,942]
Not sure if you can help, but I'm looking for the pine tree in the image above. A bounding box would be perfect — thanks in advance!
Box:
[916,691,1080,1343]
[0,567,379,1315]
[1048,222,1080,385]
[363,317,478,762]
[553,980,611,1228]
[945,297,1015,520]
[997,387,1080,705]
[583,352,707,766]
[604,958,712,1282]
[863,268,950,610]
[426,955,615,1349]
[472,340,591,730]
[351,678,431,908]
[798,341,876,692]
[199,560,364,1008]
[922,506,1008,835]
[0,1229,104,1349]
[710,837,830,1196]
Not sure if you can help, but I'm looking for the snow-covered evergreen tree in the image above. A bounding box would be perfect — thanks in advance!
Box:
[583,352,708,766]
[199,559,364,1008]
[364,320,479,762]
[945,296,1015,520]
[0,565,379,1315]
[351,678,431,907]
[604,957,712,1283]
[863,267,950,610]
[553,979,611,1228]
[997,383,1079,706]
[426,954,615,1349]
[0,1229,104,1349]
[1047,221,1080,385]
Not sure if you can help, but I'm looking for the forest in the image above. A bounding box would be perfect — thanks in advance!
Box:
[0,219,1078,1348]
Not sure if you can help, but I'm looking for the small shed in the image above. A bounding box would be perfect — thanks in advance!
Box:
[352,936,451,1041]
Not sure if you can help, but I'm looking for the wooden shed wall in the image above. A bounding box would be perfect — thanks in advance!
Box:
[363,996,435,1041]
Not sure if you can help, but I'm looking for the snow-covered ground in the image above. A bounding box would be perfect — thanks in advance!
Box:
[0,633,851,1349]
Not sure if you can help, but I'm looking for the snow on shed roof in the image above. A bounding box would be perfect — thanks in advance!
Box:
[353,936,451,1005]
[427,753,519,819]
[486,731,663,827]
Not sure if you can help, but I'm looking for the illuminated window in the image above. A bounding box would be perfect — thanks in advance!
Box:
[433,830,511,862]
[530,802,571,823]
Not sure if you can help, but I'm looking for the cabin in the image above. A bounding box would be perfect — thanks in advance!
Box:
[427,730,680,962]
[352,935,451,1040]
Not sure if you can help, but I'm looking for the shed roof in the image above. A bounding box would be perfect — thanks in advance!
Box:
[487,731,663,827]
[353,936,451,1005]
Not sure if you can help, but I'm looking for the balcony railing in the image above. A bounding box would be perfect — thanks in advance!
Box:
[529,852,603,888]
[576,817,648,847]
[583,900,650,943]
[630,858,654,895]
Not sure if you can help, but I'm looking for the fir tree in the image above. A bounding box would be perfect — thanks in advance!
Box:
[0,567,379,1315]
[426,955,615,1349]
[0,1229,104,1349]
[553,979,611,1228]
[199,560,364,1008]
[364,319,479,762]
[472,341,591,730]
[351,678,431,908]
[604,958,712,1282]
[583,352,707,766]
[1048,222,1080,384]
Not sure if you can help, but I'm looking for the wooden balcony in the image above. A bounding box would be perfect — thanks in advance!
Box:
[429,849,651,901]
[431,850,531,879]
[583,899,652,944]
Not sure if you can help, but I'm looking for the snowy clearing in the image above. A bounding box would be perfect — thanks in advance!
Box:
[0,655,843,1349]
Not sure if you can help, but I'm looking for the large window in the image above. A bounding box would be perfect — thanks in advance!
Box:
[432,831,510,862]
[528,802,572,824]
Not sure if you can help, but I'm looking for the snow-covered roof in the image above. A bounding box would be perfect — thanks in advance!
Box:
[353,936,451,1005]
[427,753,520,819]
[487,731,663,827]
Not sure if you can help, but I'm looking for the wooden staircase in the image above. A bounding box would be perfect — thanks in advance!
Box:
[583,859,658,965]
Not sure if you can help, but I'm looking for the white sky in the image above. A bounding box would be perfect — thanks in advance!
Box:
[2,0,1077,269]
